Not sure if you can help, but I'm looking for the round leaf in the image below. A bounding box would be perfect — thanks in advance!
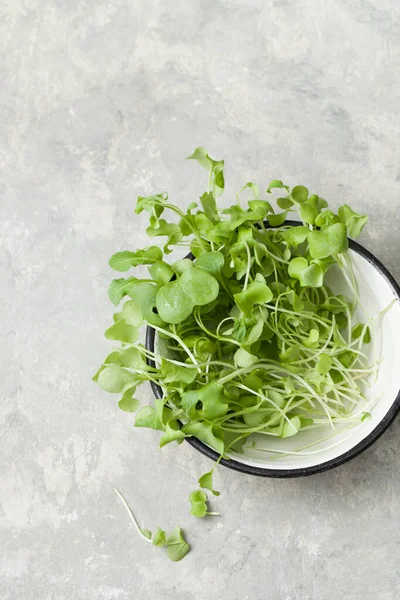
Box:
[291,185,309,203]
[97,365,136,393]
[299,201,319,225]
[300,263,324,288]
[180,267,219,306]
[105,320,138,344]
[282,416,301,438]
[119,300,143,327]
[118,389,140,412]
[195,251,225,275]
[277,197,294,209]
[316,354,332,375]
[127,282,165,326]
[308,223,348,259]
[156,281,193,324]
[234,348,258,368]
[234,281,273,316]
[148,261,174,284]
[288,257,308,280]
[281,226,309,247]
[119,347,146,370]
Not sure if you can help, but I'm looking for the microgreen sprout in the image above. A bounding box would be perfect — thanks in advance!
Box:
[114,489,190,562]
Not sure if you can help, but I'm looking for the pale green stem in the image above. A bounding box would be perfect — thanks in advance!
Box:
[114,488,152,544]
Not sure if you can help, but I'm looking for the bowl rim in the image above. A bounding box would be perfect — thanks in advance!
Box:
[145,221,400,478]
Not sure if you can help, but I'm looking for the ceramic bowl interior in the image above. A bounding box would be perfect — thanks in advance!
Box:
[147,237,400,477]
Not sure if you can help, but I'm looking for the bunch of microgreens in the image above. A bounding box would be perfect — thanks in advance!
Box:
[95,148,374,561]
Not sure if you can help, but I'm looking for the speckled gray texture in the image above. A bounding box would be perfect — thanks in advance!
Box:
[1,1,400,598]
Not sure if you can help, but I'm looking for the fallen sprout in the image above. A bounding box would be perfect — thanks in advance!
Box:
[114,489,190,562]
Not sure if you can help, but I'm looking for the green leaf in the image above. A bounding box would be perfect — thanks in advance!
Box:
[307,329,319,345]
[195,251,225,275]
[141,528,152,540]
[165,527,190,562]
[308,223,348,259]
[280,345,300,362]
[105,320,138,344]
[135,192,168,217]
[156,281,193,324]
[109,247,162,271]
[300,263,324,288]
[308,194,328,211]
[117,300,143,328]
[179,267,219,306]
[299,201,319,225]
[242,318,264,346]
[97,365,136,393]
[118,388,140,412]
[126,282,164,326]
[281,416,301,438]
[199,192,219,222]
[234,281,273,316]
[171,258,194,275]
[154,398,174,426]
[183,422,225,455]
[248,199,274,216]
[194,212,214,236]
[267,180,290,193]
[352,324,371,344]
[135,406,164,431]
[338,204,368,239]
[268,390,285,408]
[288,257,308,280]
[152,527,167,547]
[277,197,294,209]
[243,409,267,426]
[234,347,258,368]
[267,212,287,227]
[161,359,197,384]
[315,210,339,229]
[231,317,247,342]
[146,219,183,254]
[208,220,234,244]
[189,490,208,518]
[159,423,186,448]
[200,382,229,419]
[243,374,263,391]
[92,350,121,382]
[198,470,220,496]
[291,185,309,203]
[361,412,371,422]
[119,346,147,370]
[316,354,332,375]
[148,261,174,284]
[182,382,228,420]
[238,181,260,200]
[186,147,211,170]
[211,162,225,199]
[222,204,268,227]
[108,278,139,306]
[187,147,225,198]
[281,226,309,247]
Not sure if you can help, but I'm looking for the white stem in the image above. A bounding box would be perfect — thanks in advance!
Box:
[113,488,152,544]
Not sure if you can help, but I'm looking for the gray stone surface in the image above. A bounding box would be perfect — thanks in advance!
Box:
[1,1,400,598]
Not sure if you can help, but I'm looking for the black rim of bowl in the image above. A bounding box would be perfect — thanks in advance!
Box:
[145,221,400,478]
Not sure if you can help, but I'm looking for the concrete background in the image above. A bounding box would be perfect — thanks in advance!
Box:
[1,1,400,599]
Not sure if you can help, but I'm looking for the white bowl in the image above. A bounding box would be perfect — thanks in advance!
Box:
[147,238,400,477]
